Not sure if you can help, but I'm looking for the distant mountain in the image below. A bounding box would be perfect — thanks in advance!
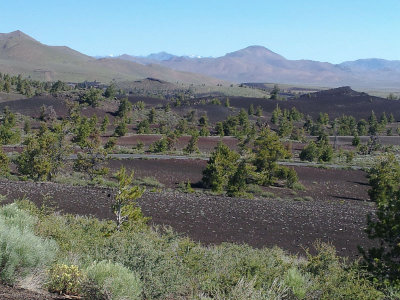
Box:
[339,58,400,72]
[119,46,400,89]
[0,31,223,85]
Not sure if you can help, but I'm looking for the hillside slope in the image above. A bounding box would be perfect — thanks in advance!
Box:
[0,31,224,85]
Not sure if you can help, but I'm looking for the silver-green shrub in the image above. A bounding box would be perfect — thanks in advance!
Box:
[0,204,57,284]
[84,260,142,300]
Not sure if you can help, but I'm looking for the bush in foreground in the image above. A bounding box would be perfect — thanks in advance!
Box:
[0,204,57,284]
[83,260,142,300]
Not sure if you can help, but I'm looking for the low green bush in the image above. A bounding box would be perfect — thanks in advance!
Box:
[83,260,142,300]
[0,204,57,284]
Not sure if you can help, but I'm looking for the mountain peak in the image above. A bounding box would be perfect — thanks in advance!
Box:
[225,45,286,60]
[146,52,176,61]
[0,30,37,42]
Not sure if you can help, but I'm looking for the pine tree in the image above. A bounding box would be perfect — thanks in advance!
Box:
[248,104,255,115]
[184,133,199,154]
[202,143,239,192]
[113,167,145,230]
[100,116,110,133]
[359,154,400,281]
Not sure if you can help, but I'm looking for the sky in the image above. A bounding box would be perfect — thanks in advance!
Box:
[1,0,399,63]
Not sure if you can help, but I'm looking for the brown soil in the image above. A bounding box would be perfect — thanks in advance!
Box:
[0,283,55,300]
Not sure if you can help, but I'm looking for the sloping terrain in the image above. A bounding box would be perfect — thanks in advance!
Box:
[0,31,223,85]
[223,87,400,120]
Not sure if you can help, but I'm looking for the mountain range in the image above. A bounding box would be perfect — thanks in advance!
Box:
[1,30,400,89]
[118,47,400,88]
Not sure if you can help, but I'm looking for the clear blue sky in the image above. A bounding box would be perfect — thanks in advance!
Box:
[1,0,399,63]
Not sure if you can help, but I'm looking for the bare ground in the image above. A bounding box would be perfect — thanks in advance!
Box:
[1,160,376,259]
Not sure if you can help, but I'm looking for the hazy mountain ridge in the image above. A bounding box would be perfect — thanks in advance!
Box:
[119,46,400,88]
[1,30,400,88]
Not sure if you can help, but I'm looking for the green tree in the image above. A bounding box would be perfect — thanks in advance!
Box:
[72,116,97,147]
[202,143,239,192]
[16,124,69,180]
[270,84,280,100]
[215,122,224,136]
[368,111,379,135]
[3,81,10,93]
[73,132,109,180]
[359,154,400,281]
[199,115,208,127]
[253,129,292,186]
[224,97,231,108]
[149,134,176,153]
[299,141,319,162]
[357,119,368,136]
[226,160,252,197]
[352,134,360,146]
[100,116,109,133]
[0,107,20,145]
[148,107,156,124]
[114,120,128,137]
[23,119,31,134]
[116,98,132,119]
[0,147,10,175]
[278,116,293,137]
[379,112,388,127]
[255,106,263,117]
[137,119,150,134]
[248,104,255,115]
[271,104,282,124]
[80,87,102,107]
[113,167,145,230]
[317,113,329,126]
[104,83,116,98]
[50,80,67,94]
[184,133,199,154]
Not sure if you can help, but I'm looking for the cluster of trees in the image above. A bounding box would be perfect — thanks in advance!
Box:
[271,105,303,137]
[0,73,65,97]
[202,129,297,197]
[303,111,394,138]
[300,136,334,162]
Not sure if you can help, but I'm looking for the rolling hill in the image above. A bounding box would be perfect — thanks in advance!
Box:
[0,31,224,85]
